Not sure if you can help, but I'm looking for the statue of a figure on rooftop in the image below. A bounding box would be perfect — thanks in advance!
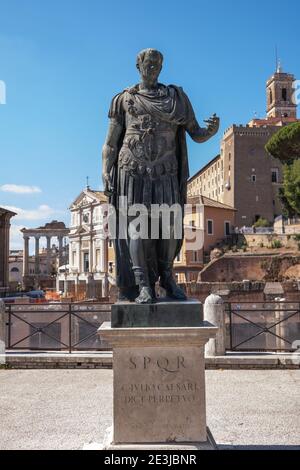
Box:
[102,48,219,304]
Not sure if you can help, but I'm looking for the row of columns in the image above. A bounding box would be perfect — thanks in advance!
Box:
[23,234,65,276]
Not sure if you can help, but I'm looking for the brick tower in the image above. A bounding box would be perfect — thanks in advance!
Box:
[266,62,297,119]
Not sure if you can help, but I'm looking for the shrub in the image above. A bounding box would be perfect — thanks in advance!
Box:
[253,217,270,228]
[271,239,283,249]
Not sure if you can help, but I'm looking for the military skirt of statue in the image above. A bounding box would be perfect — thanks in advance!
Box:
[117,131,181,208]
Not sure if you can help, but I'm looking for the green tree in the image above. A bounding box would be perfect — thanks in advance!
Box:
[253,217,270,228]
[279,160,300,216]
[265,122,300,216]
[265,122,300,164]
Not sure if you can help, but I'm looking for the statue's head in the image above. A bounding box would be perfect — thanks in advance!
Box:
[136,48,163,84]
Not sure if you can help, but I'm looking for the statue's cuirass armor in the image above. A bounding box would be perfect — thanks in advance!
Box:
[114,87,182,207]
[119,96,179,178]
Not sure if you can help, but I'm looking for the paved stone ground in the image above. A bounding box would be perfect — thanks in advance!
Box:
[0,369,299,450]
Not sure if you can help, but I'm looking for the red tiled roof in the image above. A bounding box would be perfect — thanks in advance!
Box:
[187,195,236,211]
[249,117,300,127]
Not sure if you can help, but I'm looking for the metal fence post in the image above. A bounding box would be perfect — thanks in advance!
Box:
[69,303,72,353]
[229,303,233,351]
[0,299,6,362]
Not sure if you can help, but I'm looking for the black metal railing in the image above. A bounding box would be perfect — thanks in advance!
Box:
[226,302,300,352]
[5,302,112,352]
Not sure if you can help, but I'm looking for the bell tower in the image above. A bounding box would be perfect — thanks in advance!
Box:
[266,62,297,119]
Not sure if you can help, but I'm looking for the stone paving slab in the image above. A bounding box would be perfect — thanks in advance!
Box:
[0,369,299,450]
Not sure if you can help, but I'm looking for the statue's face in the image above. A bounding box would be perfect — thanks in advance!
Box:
[138,54,162,84]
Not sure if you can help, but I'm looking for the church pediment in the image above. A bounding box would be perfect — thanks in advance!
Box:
[74,226,90,235]
[70,190,99,210]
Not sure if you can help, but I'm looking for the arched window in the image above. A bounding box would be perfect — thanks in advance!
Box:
[269,89,273,105]
[11,267,19,272]
[282,88,287,101]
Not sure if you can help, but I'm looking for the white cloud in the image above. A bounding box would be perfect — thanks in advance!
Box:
[3,204,64,221]
[0,184,42,194]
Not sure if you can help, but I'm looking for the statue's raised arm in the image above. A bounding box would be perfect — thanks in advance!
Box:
[186,113,220,143]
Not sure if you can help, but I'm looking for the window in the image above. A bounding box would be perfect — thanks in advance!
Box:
[207,219,213,235]
[72,251,76,266]
[251,175,256,182]
[282,88,287,101]
[271,168,279,183]
[108,239,113,248]
[224,221,230,236]
[269,89,273,104]
[11,267,19,272]
[83,252,89,272]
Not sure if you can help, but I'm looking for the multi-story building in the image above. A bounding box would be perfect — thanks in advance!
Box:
[188,154,223,201]
[56,187,113,299]
[174,195,236,282]
[188,65,299,227]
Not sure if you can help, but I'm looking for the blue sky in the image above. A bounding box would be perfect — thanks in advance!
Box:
[0,0,299,249]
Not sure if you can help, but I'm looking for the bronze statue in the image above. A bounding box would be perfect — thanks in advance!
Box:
[102,49,219,304]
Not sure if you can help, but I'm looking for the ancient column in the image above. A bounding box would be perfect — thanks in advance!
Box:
[46,235,51,274]
[34,236,40,275]
[23,235,29,276]
[58,235,63,267]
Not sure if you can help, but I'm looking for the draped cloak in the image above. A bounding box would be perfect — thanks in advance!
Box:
[107,84,196,289]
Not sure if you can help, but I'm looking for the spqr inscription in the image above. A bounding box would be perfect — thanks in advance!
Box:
[129,355,186,373]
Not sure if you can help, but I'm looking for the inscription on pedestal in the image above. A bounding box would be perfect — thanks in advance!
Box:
[113,347,206,443]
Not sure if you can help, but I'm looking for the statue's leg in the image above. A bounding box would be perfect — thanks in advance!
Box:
[128,236,154,304]
[157,217,187,301]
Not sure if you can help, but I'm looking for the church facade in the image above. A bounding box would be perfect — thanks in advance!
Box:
[56,188,114,299]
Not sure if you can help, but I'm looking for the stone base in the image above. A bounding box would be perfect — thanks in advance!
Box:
[99,426,217,450]
[111,299,203,328]
[98,320,217,445]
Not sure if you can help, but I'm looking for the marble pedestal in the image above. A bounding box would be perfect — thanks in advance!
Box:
[98,300,218,448]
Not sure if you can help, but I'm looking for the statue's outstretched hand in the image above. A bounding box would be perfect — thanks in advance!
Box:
[204,113,220,137]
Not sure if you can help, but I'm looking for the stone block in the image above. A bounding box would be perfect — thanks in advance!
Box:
[111,299,203,328]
